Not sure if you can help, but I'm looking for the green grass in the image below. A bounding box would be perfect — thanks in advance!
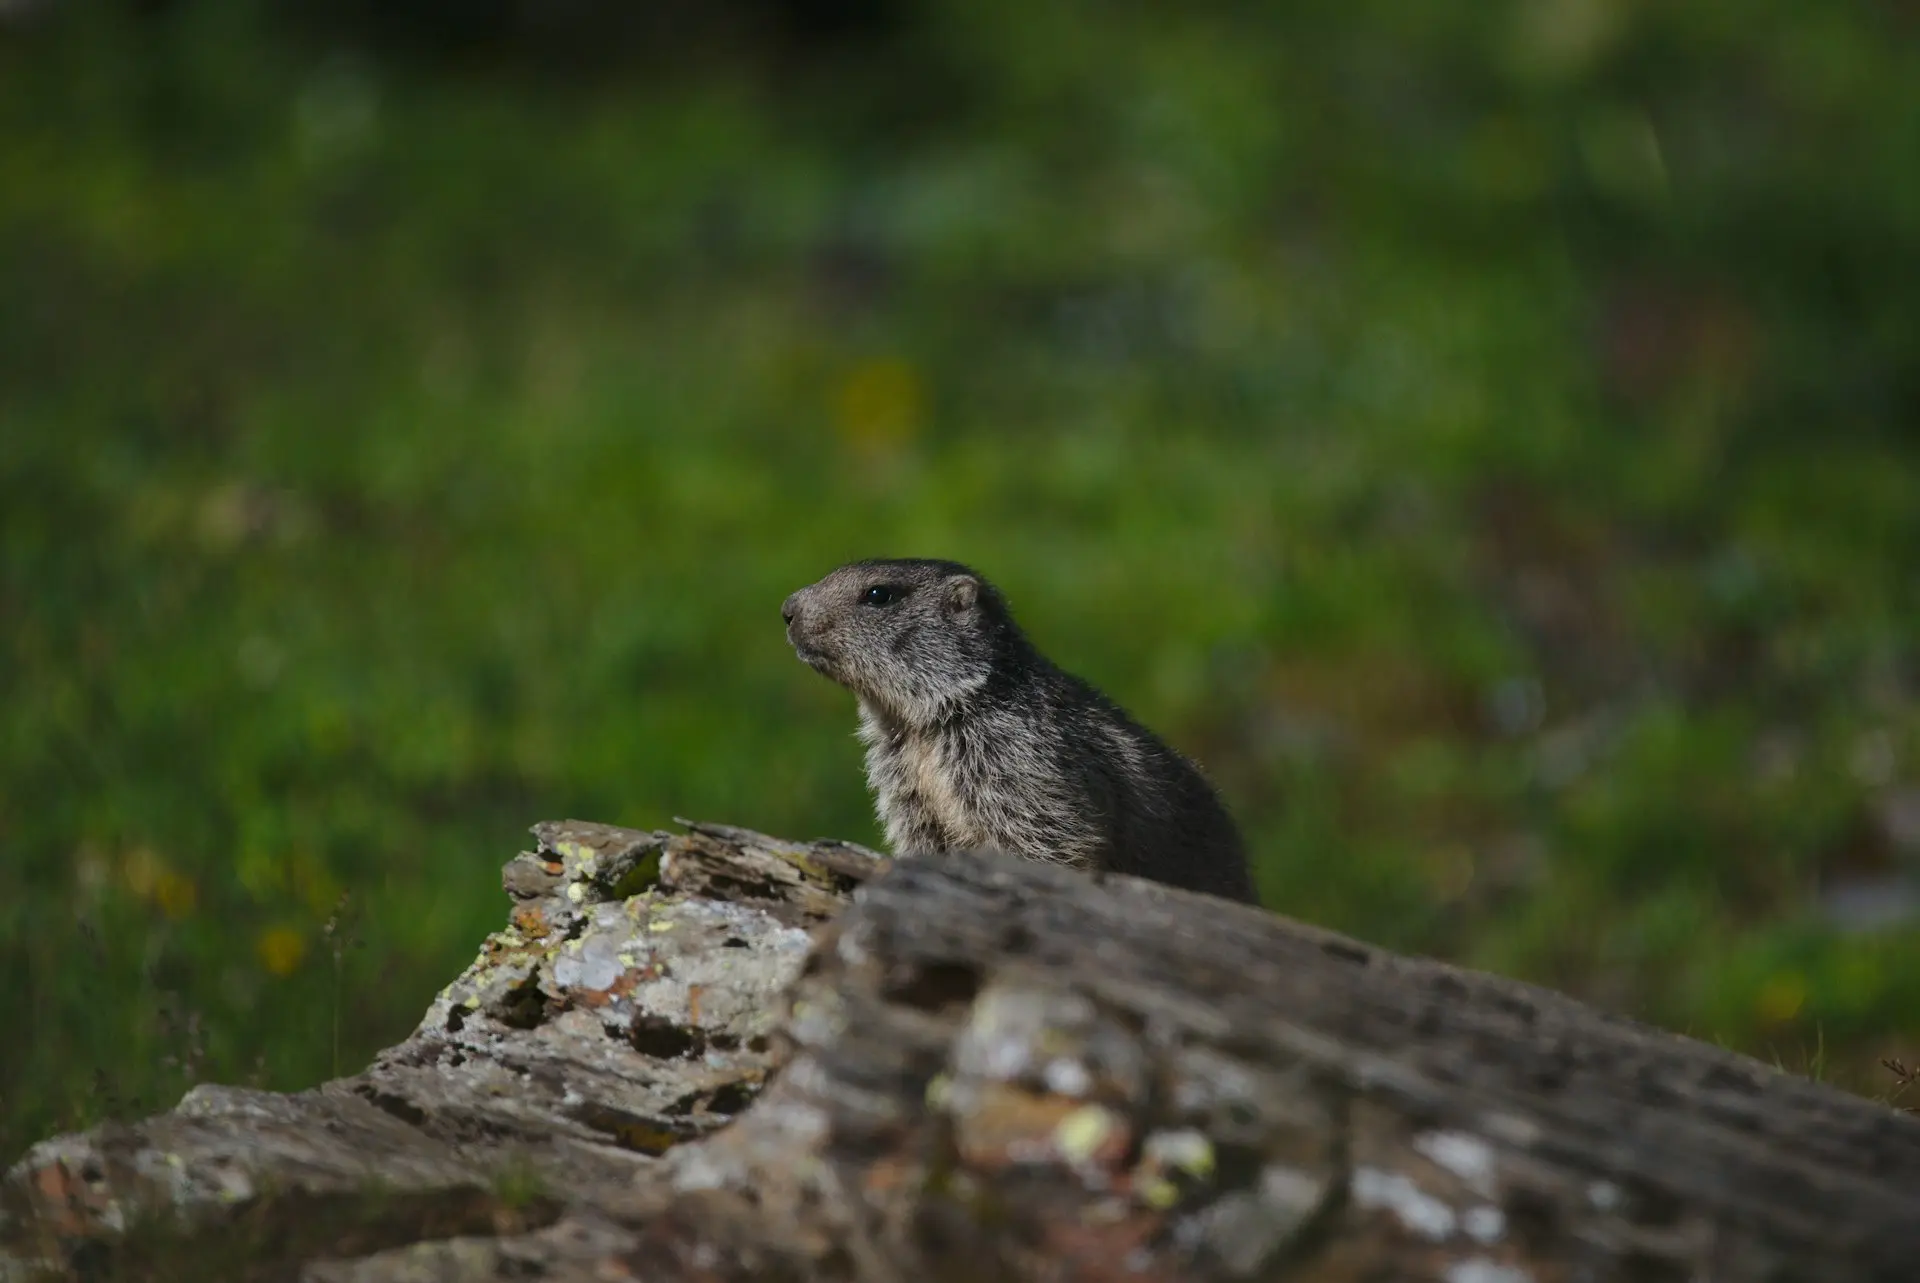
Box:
[5,0,1920,1160]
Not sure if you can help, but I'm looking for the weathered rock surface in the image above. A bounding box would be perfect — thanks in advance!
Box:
[1,820,887,1281]
[5,820,1918,1282]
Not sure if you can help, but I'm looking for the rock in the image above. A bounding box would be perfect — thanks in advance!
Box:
[1,820,887,1281]
[7,820,1918,1282]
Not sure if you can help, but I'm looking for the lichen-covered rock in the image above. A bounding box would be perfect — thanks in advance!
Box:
[299,1211,639,1283]
[0,820,887,1282]
[8,821,1918,1282]
[635,851,1920,1283]
[641,884,1352,1280]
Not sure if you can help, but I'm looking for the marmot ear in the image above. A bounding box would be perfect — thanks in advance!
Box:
[944,575,980,617]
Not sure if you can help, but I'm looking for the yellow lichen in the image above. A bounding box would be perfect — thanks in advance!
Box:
[1144,1130,1215,1181]
[1053,1104,1122,1165]
[776,849,827,881]
[1138,1175,1181,1210]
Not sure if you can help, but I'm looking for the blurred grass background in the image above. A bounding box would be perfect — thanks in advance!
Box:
[4,0,1919,1158]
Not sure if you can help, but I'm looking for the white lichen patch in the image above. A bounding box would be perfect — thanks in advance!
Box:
[1415,1129,1498,1196]
[1042,1057,1092,1097]
[208,1161,256,1204]
[1142,1129,1214,1182]
[1444,1258,1534,1283]
[788,992,850,1046]
[1352,1167,1457,1240]
[834,924,871,968]
[955,985,1096,1082]
[948,980,1149,1112]
[1261,1163,1330,1219]
[1464,1204,1506,1244]
[550,936,626,994]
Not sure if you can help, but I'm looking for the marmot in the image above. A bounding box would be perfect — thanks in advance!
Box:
[781,558,1257,903]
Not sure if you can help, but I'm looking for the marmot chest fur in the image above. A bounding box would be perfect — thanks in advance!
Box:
[782,558,1257,903]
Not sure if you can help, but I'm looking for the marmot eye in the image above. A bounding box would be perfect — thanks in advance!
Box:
[862,585,896,606]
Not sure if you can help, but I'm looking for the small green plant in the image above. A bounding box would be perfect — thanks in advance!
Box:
[322,892,362,1081]
[490,1154,551,1211]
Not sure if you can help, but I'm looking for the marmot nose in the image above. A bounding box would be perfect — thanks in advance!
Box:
[781,593,800,627]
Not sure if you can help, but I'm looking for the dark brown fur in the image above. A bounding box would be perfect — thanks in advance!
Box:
[783,559,1257,903]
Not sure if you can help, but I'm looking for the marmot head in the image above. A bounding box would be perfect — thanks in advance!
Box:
[783,559,1013,725]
